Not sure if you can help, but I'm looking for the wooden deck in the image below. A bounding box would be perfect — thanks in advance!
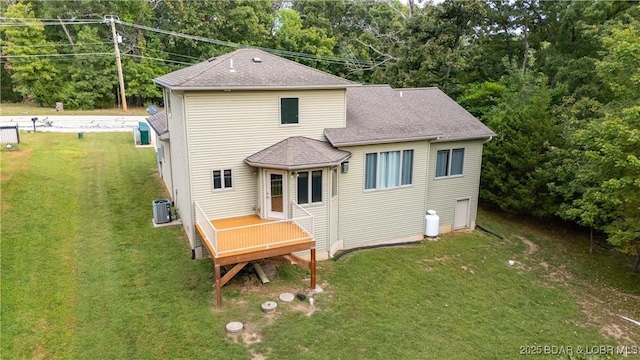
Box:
[194,212,316,308]
[207,215,313,259]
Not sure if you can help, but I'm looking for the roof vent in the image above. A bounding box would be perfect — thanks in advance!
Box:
[229,59,235,73]
[252,57,262,63]
[208,57,216,62]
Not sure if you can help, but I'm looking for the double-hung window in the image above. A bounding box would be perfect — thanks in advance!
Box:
[212,169,233,190]
[435,148,464,177]
[281,98,299,125]
[364,150,414,190]
[297,170,322,204]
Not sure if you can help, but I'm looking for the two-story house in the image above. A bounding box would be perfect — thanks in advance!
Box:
[148,49,494,306]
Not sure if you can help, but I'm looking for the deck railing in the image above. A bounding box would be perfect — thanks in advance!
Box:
[194,201,314,257]
[292,202,314,238]
[195,202,218,254]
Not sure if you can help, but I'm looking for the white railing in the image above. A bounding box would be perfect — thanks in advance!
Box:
[195,201,315,257]
[195,202,218,254]
[292,202,314,238]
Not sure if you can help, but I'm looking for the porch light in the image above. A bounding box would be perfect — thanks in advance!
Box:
[341,161,349,173]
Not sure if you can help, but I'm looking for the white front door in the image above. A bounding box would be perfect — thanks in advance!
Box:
[265,170,287,219]
[454,199,470,229]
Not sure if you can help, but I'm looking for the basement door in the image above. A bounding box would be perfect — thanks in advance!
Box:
[265,170,287,219]
[453,199,470,229]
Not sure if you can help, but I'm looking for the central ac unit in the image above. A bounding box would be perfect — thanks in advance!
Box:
[152,199,172,224]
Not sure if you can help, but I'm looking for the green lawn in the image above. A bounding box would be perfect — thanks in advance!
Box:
[0,102,152,116]
[1,133,638,359]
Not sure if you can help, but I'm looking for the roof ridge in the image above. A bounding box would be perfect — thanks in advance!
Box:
[394,87,440,91]
[260,51,356,85]
[300,136,334,162]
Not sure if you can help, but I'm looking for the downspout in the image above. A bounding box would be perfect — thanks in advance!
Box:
[424,141,431,233]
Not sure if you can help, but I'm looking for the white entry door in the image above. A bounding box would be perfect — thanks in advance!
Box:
[453,199,470,229]
[265,170,287,219]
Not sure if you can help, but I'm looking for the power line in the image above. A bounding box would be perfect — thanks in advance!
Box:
[0,53,190,67]
[1,53,113,58]
[2,42,111,48]
[123,53,195,66]
[116,20,381,67]
[1,17,101,22]
[1,16,388,69]
[132,44,202,61]
[0,20,103,26]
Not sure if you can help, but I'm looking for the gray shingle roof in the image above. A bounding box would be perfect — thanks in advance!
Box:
[147,110,168,136]
[245,136,351,170]
[153,49,358,90]
[324,85,496,147]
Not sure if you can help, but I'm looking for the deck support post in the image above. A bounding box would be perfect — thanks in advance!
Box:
[214,264,222,308]
[310,248,316,290]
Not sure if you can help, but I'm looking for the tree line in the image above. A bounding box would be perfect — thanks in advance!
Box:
[1,0,639,270]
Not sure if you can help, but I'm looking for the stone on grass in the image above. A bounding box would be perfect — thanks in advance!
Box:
[261,301,277,313]
[279,292,295,303]
[226,321,243,333]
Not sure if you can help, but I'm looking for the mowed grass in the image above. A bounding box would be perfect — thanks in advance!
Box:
[0,102,152,116]
[2,133,638,359]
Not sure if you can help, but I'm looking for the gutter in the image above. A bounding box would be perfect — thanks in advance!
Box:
[325,132,441,147]
[244,155,352,171]
[430,134,496,143]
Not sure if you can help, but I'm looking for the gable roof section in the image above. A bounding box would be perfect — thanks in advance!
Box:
[147,110,168,136]
[245,136,351,170]
[153,48,358,90]
[324,85,495,147]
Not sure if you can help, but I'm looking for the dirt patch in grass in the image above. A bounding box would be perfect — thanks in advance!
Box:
[515,236,538,256]
[0,146,33,182]
[227,322,262,345]
[241,322,262,345]
[460,264,476,274]
[513,260,531,272]
[419,255,455,271]
[289,302,317,317]
[31,344,47,360]
[420,255,454,263]
[579,293,639,347]
[545,265,574,285]
[226,322,268,359]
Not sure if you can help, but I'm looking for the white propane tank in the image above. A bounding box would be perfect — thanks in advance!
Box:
[425,210,439,237]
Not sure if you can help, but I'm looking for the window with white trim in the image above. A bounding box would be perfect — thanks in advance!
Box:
[280,97,299,125]
[364,150,414,190]
[435,148,464,177]
[212,169,233,190]
[331,168,338,198]
[297,170,322,204]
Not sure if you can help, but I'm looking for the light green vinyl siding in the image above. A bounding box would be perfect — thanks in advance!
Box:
[426,140,484,230]
[338,142,429,248]
[158,139,172,195]
[167,92,195,246]
[185,89,345,222]
[288,167,330,256]
[329,168,339,255]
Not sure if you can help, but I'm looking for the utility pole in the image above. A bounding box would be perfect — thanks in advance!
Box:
[107,15,128,111]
